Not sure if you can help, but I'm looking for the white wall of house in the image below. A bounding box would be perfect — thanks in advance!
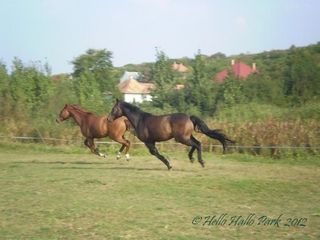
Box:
[124,93,152,103]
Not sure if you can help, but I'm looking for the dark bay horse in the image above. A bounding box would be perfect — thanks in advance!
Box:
[108,100,234,170]
[56,104,131,160]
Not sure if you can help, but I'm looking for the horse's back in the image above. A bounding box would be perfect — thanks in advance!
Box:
[85,114,109,138]
[169,113,194,139]
[107,116,128,137]
[140,113,193,142]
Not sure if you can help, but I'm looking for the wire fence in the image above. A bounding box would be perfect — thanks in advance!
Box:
[1,135,320,150]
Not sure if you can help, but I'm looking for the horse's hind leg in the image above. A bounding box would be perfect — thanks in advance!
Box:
[145,142,172,170]
[179,136,205,167]
[191,136,205,167]
[117,144,126,160]
[188,146,196,163]
[122,138,131,160]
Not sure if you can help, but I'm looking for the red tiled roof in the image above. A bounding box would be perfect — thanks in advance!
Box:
[214,61,257,83]
[232,62,253,79]
[215,69,229,83]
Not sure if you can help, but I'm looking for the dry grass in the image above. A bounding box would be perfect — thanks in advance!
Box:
[196,119,320,157]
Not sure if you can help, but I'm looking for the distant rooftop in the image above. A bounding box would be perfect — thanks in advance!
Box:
[118,78,155,94]
[214,60,257,83]
[172,62,189,73]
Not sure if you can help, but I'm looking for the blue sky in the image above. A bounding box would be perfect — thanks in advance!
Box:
[0,0,319,74]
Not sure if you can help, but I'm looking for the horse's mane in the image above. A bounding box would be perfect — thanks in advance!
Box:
[69,104,93,114]
[121,101,150,114]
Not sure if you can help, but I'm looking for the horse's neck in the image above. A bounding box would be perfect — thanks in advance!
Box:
[70,109,86,126]
[123,107,146,129]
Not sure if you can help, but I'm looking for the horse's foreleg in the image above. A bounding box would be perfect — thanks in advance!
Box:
[84,138,106,158]
[84,138,93,153]
[145,142,172,170]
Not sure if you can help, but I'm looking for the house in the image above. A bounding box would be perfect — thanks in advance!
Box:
[214,59,257,83]
[118,72,155,103]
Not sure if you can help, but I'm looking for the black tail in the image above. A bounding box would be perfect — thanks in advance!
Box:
[190,116,235,153]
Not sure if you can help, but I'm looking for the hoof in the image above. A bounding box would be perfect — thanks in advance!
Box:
[189,157,195,163]
[125,154,130,161]
[200,161,205,168]
[167,165,173,171]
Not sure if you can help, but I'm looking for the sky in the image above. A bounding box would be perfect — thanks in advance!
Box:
[0,0,320,74]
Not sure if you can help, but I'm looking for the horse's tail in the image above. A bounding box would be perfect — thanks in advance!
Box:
[190,115,235,153]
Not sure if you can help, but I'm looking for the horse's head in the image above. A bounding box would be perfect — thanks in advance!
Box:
[56,104,71,123]
[108,99,123,122]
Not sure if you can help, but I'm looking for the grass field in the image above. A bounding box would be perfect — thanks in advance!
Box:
[0,143,319,240]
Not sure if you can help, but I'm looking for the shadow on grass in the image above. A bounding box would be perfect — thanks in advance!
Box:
[13,160,117,165]
[13,160,198,172]
[51,166,169,171]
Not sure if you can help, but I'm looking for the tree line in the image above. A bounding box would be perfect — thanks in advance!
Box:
[0,43,319,139]
[149,43,320,117]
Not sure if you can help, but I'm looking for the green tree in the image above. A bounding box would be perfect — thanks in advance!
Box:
[242,73,284,105]
[184,51,216,115]
[72,48,115,91]
[151,49,175,108]
[0,62,11,120]
[0,62,9,96]
[9,58,53,113]
[284,48,320,104]
[71,49,117,112]
[72,70,104,111]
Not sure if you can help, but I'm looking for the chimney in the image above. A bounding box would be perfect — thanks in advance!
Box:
[231,59,235,66]
[252,62,256,72]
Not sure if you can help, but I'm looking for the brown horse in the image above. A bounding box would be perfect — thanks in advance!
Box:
[56,104,131,160]
[108,100,235,170]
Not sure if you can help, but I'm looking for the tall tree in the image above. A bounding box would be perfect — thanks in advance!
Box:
[71,49,116,111]
[72,48,115,91]
[185,51,216,115]
[0,61,9,96]
[9,58,53,113]
[151,49,175,108]
[284,48,320,104]
[0,62,11,118]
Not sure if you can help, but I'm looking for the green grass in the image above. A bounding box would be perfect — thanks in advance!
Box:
[0,144,319,239]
